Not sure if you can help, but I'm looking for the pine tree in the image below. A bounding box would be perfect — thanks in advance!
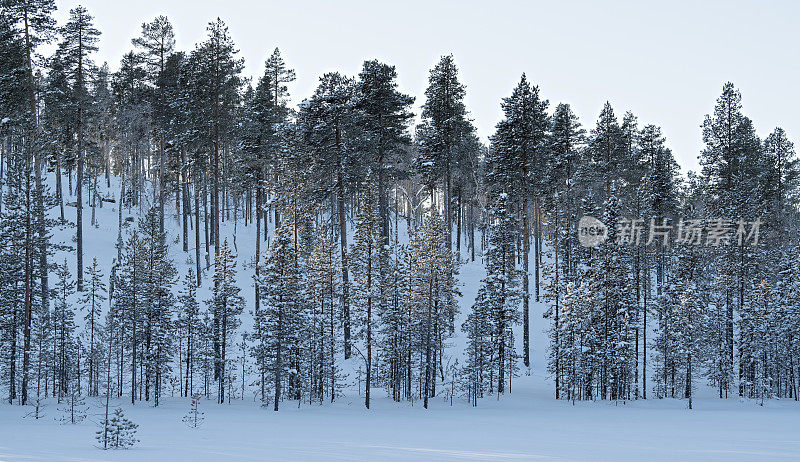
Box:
[462,280,491,406]
[299,72,360,362]
[699,82,763,398]
[40,42,74,222]
[3,0,57,407]
[96,407,139,449]
[182,392,205,428]
[545,281,584,402]
[356,59,414,256]
[0,135,30,404]
[60,5,100,291]
[677,283,705,409]
[2,0,57,126]
[188,19,242,246]
[637,124,677,400]
[263,47,295,112]
[240,59,277,322]
[380,241,412,403]
[416,55,474,253]
[487,73,549,368]
[544,102,586,276]
[131,15,175,234]
[260,47,295,230]
[187,21,243,390]
[762,128,799,221]
[57,385,88,424]
[599,191,635,400]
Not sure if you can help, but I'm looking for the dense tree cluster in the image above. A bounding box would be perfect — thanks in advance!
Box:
[1,1,797,415]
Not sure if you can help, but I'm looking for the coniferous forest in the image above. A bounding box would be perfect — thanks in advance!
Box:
[1,0,800,459]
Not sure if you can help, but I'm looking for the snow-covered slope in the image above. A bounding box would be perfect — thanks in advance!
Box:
[1,173,798,461]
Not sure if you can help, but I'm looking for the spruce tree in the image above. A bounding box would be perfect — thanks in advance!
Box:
[82,258,106,396]
[57,385,88,424]
[115,229,147,404]
[477,193,520,396]
[350,175,386,409]
[53,259,77,400]
[588,102,625,204]
[96,407,139,449]
[208,239,244,404]
[137,207,176,405]
[182,392,204,428]
[178,269,200,397]
[255,227,303,411]
[306,225,344,403]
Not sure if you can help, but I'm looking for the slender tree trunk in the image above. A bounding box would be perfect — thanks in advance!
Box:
[89,297,95,396]
[274,295,283,411]
[194,168,201,285]
[182,151,189,252]
[338,170,351,359]
[534,197,540,302]
[643,259,648,400]
[444,169,452,250]
[522,196,530,368]
[469,203,475,262]
[22,156,32,405]
[456,195,462,257]
[424,278,432,409]
[103,320,113,449]
[554,215,560,399]
[21,10,39,406]
[365,252,372,409]
[56,152,64,221]
[76,32,84,291]
[255,186,261,315]
[213,118,221,384]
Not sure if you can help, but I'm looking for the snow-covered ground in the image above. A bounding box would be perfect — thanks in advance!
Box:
[1,175,799,461]
[3,381,800,461]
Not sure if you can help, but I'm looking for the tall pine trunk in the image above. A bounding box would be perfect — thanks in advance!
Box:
[522,196,530,368]
[337,169,351,359]
[76,33,84,291]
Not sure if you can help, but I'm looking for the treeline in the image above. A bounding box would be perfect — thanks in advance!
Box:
[531,88,800,408]
[0,0,798,412]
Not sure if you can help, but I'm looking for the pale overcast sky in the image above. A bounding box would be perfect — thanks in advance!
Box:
[50,0,800,174]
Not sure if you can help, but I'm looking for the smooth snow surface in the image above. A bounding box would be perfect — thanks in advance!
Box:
[2,387,800,461]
